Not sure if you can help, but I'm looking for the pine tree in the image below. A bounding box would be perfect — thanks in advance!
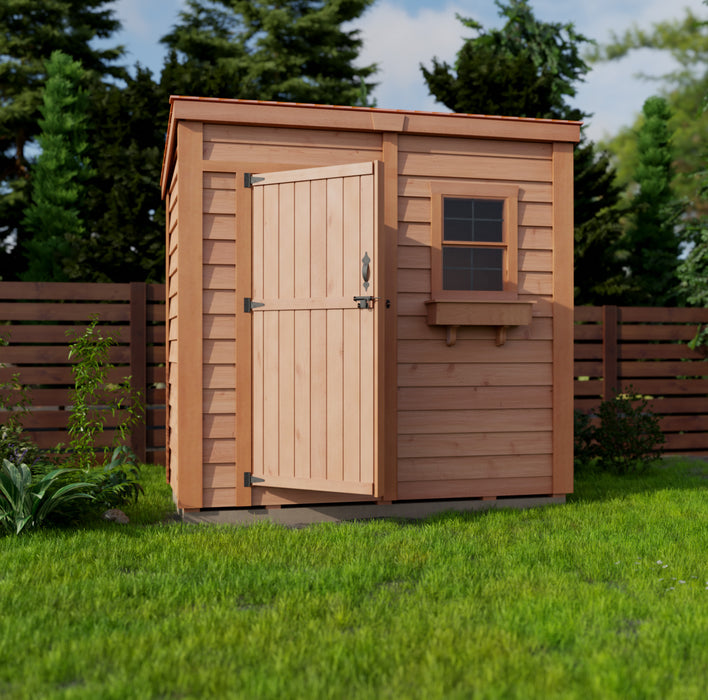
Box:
[0,0,123,279]
[623,96,682,305]
[160,0,377,105]
[79,67,168,282]
[22,51,93,281]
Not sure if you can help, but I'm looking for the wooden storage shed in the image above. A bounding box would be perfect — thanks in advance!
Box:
[161,97,580,513]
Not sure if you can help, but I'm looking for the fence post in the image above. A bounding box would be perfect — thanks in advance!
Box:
[602,305,619,401]
[129,282,147,463]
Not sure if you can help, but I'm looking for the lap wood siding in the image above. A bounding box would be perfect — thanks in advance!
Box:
[395,134,555,499]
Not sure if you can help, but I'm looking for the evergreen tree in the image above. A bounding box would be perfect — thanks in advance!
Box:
[79,67,168,282]
[22,51,93,281]
[0,0,124,279]
[160,0,377,105]
[420,0,628,304]
[421,0,588,121]
[623,96,682,305]
[591,6,708,219]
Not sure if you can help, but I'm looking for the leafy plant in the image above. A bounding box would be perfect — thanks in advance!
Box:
[0,459,94,535]
[66,317,144,470]
[575,388,664,475]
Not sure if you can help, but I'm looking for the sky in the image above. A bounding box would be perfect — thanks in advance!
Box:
[106,0,706,143]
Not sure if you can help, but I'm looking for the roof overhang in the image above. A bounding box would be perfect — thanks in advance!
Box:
[161,96,582,197]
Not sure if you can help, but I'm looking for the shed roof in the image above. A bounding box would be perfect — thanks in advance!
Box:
[161,96,582,196]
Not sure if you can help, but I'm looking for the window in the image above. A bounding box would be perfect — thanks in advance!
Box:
[430,183,519,300]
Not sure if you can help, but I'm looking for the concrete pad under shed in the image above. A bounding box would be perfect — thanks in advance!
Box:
[181,495,566,527]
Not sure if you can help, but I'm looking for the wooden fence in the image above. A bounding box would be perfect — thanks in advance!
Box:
[575,306,708,455]
[2,289,708,463]
[0,282,165,465]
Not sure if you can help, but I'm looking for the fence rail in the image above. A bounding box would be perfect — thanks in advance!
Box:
[0,282,165,465]
[575,305,708,455]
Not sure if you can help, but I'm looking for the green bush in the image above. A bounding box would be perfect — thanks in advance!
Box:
[574,388,664,475]
[0,459,95,535]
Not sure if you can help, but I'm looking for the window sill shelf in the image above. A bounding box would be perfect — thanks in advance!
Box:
[425,299,534,346]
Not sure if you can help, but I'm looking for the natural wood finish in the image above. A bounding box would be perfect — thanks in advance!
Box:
[552,142,574,494]
[250,161,382,495]
[401,152,550,182]
[398,454,551,481]
[163,99,580,193]
[398,338,552,363]
[426,300,533,326]
[398,409,552,434]
[398,362,552,387]
[602,305,619,399]
[396,476,553,501]
[235,173,253,507]
[175,121,204,509]
[382,135,398,501]
[204,123,381,152]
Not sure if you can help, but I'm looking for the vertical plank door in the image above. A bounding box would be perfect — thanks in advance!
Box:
[250,161,383,496]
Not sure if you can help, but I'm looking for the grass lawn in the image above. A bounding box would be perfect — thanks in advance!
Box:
[1,459,707,699]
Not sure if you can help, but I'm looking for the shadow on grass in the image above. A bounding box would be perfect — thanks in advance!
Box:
[569,456,708,504]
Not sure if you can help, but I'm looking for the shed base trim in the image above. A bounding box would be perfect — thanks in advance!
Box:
[180,495,565,527]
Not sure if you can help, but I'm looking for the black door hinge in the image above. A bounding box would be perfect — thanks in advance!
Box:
[244,173,265,188]
[244,297,265,313]
[244,472,266,488]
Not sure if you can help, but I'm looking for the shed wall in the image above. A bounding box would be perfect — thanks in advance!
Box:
[395,134,554,499]
[166,161,179,495]
[202,170,237,508]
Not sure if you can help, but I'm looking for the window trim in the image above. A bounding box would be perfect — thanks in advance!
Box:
[430,182,520,301]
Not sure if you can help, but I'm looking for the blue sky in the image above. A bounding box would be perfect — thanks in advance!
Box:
[106,0,706,143]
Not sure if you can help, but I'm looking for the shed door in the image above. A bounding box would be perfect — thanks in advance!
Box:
[250,161,383,496]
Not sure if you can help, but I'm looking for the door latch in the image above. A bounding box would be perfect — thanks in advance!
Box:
[353,295,377,309]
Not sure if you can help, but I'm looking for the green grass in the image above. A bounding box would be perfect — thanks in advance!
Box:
[1,459,708,699]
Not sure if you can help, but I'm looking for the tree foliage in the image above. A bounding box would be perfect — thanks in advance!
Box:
[161,0,377,105]
[591,6,708,218]
[421,0,589,121]
[420,0,628,304]
[0,0,124,280]
[79,68,168,282]
[22,51,93,281]
[622,96,682,305]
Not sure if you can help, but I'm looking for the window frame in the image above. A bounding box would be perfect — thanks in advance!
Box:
[430,182,520,301]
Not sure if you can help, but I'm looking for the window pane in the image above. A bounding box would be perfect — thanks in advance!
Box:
[444,197,504,242]
[442,247,504,291]
[444,219,474,242]
[444,198,473,219]
[442,248,474,290]
[474,219,503,242]
[475,200,503,220]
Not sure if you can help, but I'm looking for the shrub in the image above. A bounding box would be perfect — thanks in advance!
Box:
[574,388,664,475]
[0,459,94,535]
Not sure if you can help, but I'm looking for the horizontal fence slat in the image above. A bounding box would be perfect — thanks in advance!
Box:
[0,282,130,301]
[0,302,131,322]
[574,305,708,455]
[0,282,165,463]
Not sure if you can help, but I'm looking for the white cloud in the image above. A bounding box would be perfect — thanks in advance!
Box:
[355,2,468,112]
